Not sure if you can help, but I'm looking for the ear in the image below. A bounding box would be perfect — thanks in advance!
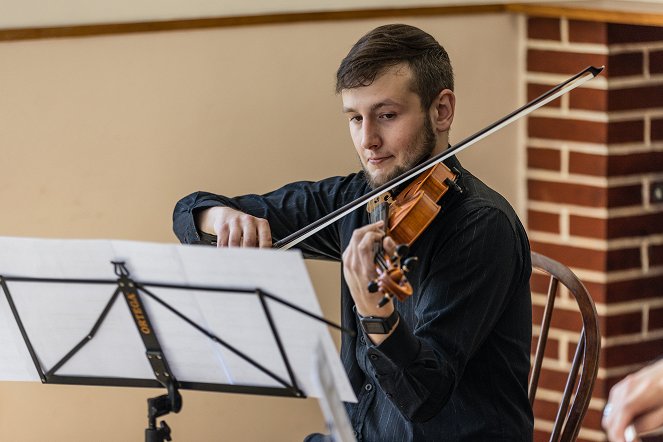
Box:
[430,89,455,133]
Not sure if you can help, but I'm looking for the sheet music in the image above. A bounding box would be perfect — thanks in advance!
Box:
[0,236,356,402]
[312,340,357,442]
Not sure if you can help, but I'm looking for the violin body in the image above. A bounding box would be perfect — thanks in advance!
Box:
[384,163,459,246]
[368,162,461,306]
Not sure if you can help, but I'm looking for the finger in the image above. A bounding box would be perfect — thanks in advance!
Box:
[356,230,386,259]
[257,219,272,248]
[215,223,230,248]
[241,220,258,248]
[228,219,242,247]
[633,405,663,436]
[383,236,397,256]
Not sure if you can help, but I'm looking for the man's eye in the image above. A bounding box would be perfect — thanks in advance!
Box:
[350,115,362,123]
[380,113,396,120]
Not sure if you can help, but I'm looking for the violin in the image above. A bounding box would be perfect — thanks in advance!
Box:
[366,163,462,307]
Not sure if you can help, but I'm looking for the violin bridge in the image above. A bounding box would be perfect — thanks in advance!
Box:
[366,192,394,213]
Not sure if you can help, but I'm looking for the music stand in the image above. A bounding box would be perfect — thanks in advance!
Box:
[0,237,356,441]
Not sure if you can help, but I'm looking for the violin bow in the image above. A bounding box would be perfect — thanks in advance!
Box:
[273,65,604,250]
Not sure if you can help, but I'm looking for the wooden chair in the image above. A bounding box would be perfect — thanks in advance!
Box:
[529,252,601,442]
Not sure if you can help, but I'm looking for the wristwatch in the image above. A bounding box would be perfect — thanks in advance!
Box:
[358,309,399,334]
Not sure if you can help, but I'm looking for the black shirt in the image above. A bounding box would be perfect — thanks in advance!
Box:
[173,156,534,441]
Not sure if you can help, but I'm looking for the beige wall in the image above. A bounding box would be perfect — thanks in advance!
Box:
[0,14,522,441]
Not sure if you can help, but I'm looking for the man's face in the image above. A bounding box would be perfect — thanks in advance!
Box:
[341,64,438,189]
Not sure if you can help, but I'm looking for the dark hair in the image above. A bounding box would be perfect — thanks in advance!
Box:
[336,24,454,110]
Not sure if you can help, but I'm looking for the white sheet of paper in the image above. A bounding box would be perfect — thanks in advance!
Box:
[312,340,357,442]
[0,237,356,402]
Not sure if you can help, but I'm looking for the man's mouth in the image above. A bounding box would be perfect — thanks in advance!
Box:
[367,155,393,165]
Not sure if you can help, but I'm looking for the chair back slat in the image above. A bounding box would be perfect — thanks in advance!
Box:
[529,276,559,405]
[529,252,601,442]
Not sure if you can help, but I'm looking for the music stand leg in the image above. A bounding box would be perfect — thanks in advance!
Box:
[145,384,182,442]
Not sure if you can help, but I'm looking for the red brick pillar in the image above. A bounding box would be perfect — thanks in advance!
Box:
[526,17,663,441]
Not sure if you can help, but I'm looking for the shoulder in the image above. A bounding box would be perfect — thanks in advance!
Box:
[446,167,525,237]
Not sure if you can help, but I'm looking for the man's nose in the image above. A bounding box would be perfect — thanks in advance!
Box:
[360,121,381,150]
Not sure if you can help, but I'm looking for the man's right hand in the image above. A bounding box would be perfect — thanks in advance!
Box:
[196,206,272,248]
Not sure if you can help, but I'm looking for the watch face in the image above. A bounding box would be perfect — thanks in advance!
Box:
[360,318,390,334]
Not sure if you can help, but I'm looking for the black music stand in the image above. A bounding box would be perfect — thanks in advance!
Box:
[0,259,352,442]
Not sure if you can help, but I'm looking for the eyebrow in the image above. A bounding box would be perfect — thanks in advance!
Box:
[342,99,401,114]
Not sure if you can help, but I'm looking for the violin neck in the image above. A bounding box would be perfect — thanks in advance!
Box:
[370,202,389,231]
[369,202,389,258]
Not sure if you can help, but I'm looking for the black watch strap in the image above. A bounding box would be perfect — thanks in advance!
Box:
[358,309,399,335]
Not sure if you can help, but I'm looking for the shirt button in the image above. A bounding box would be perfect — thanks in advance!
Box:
[360,336,366,345]
[369,354,378,360]
[364,383,373,391]
[386,393,393,398]
[353,430,358,437]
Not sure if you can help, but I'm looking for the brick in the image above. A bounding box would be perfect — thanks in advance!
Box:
[607,52,644,78]
[652,118,663,141]
[533,398,562,423]
[531,241,605,271]
[528,209,560,233]
[608,247,641,271]
[602,151,663,176]
[528,83,562,108]
[568,152,607,176]
[534,429,551,442]
[608,213,663,238]
[651,50,663,75]
[529,179,605,207]
[649,307,663,332]
[531,241,641,272]
[527,49,607,76]
[604,275,663,302]
[528,147,561,171]
[592,376,607,400]
[528,180,642,208]
[569,20,607,44]
[582,280,605,304]
[569,87,607,112]
[569,215,606,239]
[604,338,663,368]
[531,334,560,359]
[529,117,644,145]
[533,303,583,331]
[601,311,642,336]
[531,271,557,295]
[608,23,663,44]
[608,184,643,207]
[571,212,663,239]
[529,117,606,143]
[651,244,663,267]
[608,85,663,111]
[534,397,602,432]
[582,408,603,430]
[534,367,582,394]
[607,119,645,144]
[528,17,561,40]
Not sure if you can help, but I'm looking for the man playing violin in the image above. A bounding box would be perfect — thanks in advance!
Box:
[173,24,533,441]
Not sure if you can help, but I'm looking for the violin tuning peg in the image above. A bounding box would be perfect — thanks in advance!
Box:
[396,244,409,257]
[367,280,379,293]
[377,294,391,308]
[403,257,419,273]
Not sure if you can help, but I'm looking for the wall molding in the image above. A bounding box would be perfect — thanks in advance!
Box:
[0,4,504,42]
[1,3,660,43]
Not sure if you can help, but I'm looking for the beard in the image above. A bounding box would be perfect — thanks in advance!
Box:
[362,116,437,190]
